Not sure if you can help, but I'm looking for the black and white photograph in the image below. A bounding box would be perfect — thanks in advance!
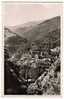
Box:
[3,2,62,95]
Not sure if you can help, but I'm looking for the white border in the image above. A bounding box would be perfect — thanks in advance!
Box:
[0,1,64,99]
[1,0,64,3]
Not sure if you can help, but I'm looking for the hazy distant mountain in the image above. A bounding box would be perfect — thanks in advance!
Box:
[4,27,28,55]
[4,27,17,40]
[4,16,60,55]
[8,21,41,37]
[22,16,60,41]
[8,16,60,41]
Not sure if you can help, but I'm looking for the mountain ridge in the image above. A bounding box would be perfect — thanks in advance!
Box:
[4,16,60,55]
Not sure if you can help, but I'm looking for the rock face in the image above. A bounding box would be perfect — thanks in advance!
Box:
[27,58,60,95]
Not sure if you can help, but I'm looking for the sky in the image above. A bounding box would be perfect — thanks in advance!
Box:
[3,2,63,26]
